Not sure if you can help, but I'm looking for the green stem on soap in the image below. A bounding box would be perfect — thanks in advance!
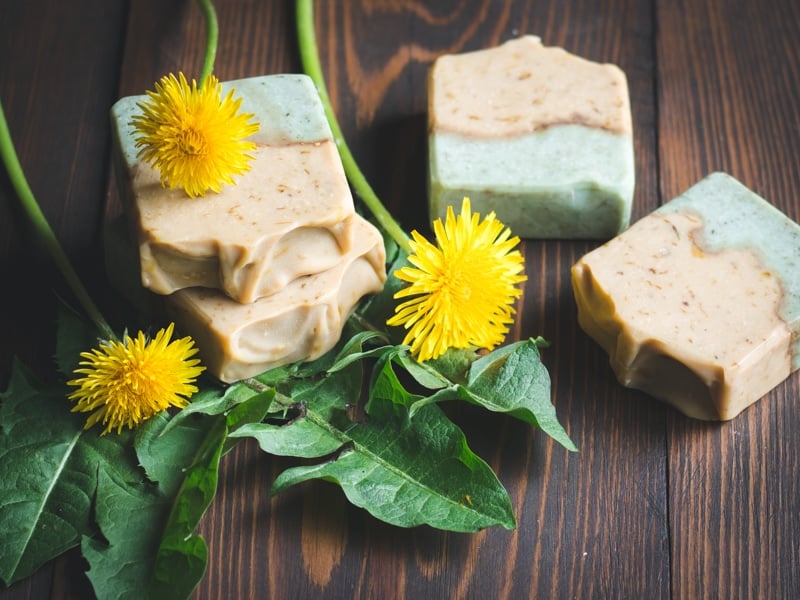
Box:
[196,0,219,87]
[0,101,116,341]
[295,0,412,254]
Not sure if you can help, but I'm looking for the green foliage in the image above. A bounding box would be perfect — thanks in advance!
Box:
[233,351,516,531]
[231,330,576,532]
[81,469,170,600]
[0,361,138,586]
[0,312,252,598]
[404,339,578,452]
[269,396,516,531]
[81,412,229,600]
[147,416,227,599]
[0,160,575,600]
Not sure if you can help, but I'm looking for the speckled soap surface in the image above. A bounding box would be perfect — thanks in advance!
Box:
[109,74,389,382]
[428,35,635,240]
[111,74,363,303]
[571,172,800,420]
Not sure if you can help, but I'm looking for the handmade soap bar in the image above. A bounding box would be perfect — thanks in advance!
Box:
[571,172,800,420]
[428,35,635,239]
[165,216,386,383]
[111,74,357,303]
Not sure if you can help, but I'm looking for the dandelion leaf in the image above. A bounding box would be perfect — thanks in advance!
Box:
[257,350,515,532]
[147,417,226,600]
[81,468,170,600]
[466,339,577,451]
[0,360,139,586]
[406,340,577,452]
[83,413,227,600]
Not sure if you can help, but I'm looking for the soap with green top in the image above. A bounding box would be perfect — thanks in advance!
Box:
[110,74,365,304]
[108,74,388,382]
[428,35,635,240]
[572,172,800,420]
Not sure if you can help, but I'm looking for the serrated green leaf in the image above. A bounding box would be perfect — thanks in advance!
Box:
[82,468,169,600]
[0,360,139,586]
[326,342,393,375]
[83,413,226,600]
[271,395,514,532]
[221,387,275,454]
[161,380,249,436]
[135,414,211,491]
[268,353,515,532]
[466,339,577,451]
[394,349,450,389]
[425,347,478,385]
[148,417,227,600]
[230,418,343,458]
[254,353,364,446]
[329,330,388,367]
[402,340,577,451]
[468,336,548,381]
[232,336,369,458]
[225,388,274,431]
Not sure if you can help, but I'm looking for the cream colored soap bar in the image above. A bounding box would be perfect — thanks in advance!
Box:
[111,74,356,303]
[572,173,800,420]
[428,35,635,239]
[165,216,386,383]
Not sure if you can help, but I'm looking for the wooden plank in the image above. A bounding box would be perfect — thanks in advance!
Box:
[656,0,800,598]
[0,0,672,598]
[0,0,128,378]
[160,1,664,598]
[0,1,128,599]
[102,0,668,598]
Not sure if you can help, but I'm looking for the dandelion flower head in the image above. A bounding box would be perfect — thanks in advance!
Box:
[68,323,205,435]
[387,198,527,362]
[130,72,260,197]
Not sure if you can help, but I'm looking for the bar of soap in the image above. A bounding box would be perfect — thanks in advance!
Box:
[165,217,387,383]
[111,74,357,303]
[571,172,800,420]
[428,35,635,239]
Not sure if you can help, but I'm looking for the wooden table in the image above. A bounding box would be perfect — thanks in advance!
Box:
[1,1,798,598]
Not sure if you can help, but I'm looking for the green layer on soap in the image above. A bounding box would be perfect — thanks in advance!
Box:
[111,74,332,169]
[658,172,800,370]
[429,124,635,240]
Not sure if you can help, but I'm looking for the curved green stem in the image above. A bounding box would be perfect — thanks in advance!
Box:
[296,0,411,254]
[0,101,116,341]
[196,0,219,86]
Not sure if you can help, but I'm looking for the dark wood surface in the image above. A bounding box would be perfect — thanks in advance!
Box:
[1,0,799,598]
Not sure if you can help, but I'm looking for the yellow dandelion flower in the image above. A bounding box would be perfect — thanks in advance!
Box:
[67,323,205,435]
[387,198,527,362]
[130,72,260,197]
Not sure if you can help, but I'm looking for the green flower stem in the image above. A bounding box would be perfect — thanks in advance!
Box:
[196,0,219,87]
[0,102,116,341]
[295,0,411,254]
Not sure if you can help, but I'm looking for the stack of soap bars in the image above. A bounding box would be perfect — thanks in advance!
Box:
[110,74,386,382]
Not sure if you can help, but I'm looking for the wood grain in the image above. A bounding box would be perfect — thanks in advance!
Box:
[191,1,668,598]
[657,1,800,598]
[0,0,127,378]
[0,2,127,599]
[0,0,798,598]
